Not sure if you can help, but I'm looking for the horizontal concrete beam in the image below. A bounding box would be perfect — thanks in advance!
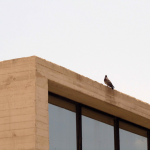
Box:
[34,56,150,129]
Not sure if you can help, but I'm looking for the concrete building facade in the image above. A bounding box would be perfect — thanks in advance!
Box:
[0,56,150,150]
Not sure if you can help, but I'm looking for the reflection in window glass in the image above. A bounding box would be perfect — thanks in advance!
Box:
[49,103,76,150]
[120,129,147,150]
[82,115,114,150]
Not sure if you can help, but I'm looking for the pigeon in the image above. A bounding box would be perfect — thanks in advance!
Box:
[104,75,114,89]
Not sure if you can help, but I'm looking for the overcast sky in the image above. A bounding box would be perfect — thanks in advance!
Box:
[1,1,150,104]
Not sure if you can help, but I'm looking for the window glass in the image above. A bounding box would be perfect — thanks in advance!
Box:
[82,107,114,150]
[48,95,76,150]
[120,121,147,150]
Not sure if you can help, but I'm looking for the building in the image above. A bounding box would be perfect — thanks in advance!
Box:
[0,56,150,150]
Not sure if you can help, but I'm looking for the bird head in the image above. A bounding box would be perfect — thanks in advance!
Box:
[105,75,107,77]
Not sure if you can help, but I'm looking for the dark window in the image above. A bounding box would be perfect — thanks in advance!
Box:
[119,120,147,150]
[48,94,76,150]
[48,92,149,150]
[82,107,114,150]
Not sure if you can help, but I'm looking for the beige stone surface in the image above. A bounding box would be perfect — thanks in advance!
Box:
[35,56,150,129]
[1,56,150,149]
[35,67,49,150]
[0,56,36,149]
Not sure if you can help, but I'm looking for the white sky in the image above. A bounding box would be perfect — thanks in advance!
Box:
[1,1,150,104]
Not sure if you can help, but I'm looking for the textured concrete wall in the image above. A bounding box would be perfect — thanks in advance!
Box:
[1,56,150,149]
[0,57,36,150]
[35,68,48,150]
[36,56,150,129]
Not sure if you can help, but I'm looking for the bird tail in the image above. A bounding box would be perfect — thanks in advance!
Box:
[112,85,114,90]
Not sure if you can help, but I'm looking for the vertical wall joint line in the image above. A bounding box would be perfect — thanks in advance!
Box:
[76,104,82,150]
[114,117,120,150]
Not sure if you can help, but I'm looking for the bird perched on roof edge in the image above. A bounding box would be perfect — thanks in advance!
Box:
[104,75,114,89]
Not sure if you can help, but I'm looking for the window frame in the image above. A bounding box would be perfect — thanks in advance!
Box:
[48,92,149,150]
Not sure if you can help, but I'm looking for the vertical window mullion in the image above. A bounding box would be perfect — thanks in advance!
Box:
[147,130,150,150]
[76,104,82,150]
[114,117,120,150]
